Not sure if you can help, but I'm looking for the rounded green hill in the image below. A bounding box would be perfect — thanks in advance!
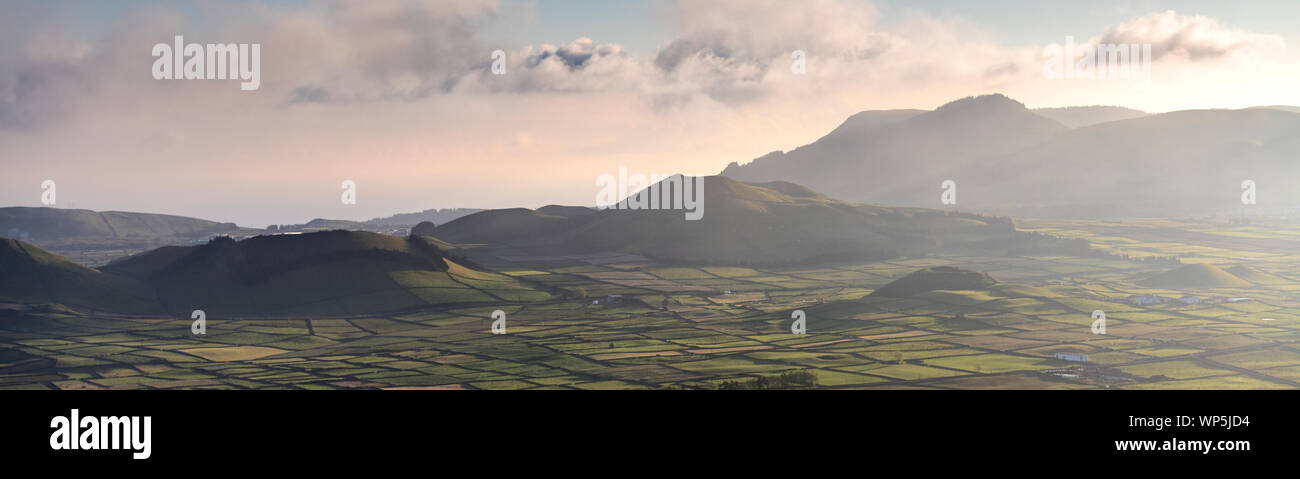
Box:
[870,266,997,298]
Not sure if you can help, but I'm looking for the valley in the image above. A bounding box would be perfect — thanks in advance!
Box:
[3,216,1297,390]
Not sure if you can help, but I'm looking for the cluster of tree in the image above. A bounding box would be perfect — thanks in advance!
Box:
[718,370,818,390]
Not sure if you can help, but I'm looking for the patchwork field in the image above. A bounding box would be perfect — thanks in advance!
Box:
[2,218,1298,389]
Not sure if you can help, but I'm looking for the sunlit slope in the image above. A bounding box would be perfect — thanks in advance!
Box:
[1136,264,1251,289]
[869,266,998,298]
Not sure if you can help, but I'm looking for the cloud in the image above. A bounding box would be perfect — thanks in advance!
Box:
[4,1,1300,226]
[647,0,895,104]
[1097,10,1285,62]
[0,2,96,128]
[265,0,501,101]
[465,37,646,94]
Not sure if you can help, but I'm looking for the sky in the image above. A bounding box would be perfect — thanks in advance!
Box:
[2,0,1298,226]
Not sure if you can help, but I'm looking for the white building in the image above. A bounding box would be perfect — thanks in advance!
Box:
[1055,353,1088,362]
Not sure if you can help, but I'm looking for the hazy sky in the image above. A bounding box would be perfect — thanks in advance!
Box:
[3,0,1298,226]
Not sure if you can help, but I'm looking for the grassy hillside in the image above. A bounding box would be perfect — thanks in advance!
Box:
[0,238,163,314]
[439,176,1062,265]
[869,267,998,298]
[105,231,551,316]
[434,208,578,244]
[0,207,251,266]
[0,207,236,240]
[3,231,551,316]
[1137,264,1251,289]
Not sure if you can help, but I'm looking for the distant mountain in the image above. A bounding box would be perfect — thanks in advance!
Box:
[364,208,485,227]
[438,176,1078,265]
[962,108,1300,217]
[721,94,1300,217]
[1032,106,1147,128]
[0,207,251,266]
[721,94,1068,207]
[0,207,237,243]
[1251,106,1300,115]
[275,218,369,233]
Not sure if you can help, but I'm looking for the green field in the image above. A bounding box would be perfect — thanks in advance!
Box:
[3,218,1300,389]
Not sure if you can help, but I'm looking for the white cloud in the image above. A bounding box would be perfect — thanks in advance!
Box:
[2,2,1298,225]
[1098,10,1285,62]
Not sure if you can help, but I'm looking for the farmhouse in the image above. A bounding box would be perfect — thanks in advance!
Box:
[1128,294,1170,306]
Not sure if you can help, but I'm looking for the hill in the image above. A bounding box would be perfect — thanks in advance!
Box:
[0,207,254,266]
[0,238,163,314]
[534,205,596,218]
[1032,106,1147,128]
[721,95,1300,217]
[1224,265,1280,283]
[99,230,551,315]
[1251,106,1300,114]
[438,176,1071,265]
[869,267,998,298]
[1,231,552,316]
[433,207,580,244]
[365,208,485,227]
[0,207,236,241]
[964,108,1300,217]
[720,94,1068,206]
[1136,264,1251,289]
